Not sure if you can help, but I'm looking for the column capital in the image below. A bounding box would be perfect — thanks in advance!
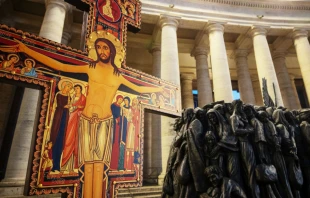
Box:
[149,43,161,54]
[159,15,180,29]
[234,49,249,58]
[250,26,268,37]
[292,29,308,39]
[45,0,72,11]
[207,23,224,34]
[272,50,287,60]
[181,73,195,81]
[191,47,208,57]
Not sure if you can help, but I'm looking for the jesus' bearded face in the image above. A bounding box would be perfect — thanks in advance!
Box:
[95,41,111,63]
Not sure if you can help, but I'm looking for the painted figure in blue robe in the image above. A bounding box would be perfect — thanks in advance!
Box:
[21,58,37,77]
[118,96,131,170]
[49,80,72,172]
[148,93,157,105]
[133,150,140,164]
[110,95,123,170]
[133,149,141,174]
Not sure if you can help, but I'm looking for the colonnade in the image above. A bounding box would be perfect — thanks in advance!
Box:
[178,25,309,110]
[145,19,310,184]
[177,25,307,111]
[2,0,310,187]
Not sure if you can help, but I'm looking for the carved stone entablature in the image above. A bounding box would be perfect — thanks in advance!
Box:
[198,0,310,10]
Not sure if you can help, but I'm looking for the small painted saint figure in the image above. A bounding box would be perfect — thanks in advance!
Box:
[61,84,86,173]
[118,96,131,170]
[110,95,124,170]
[124,97,140,171]
[21,58,37,77]
[0,53,19,71]
[42,141,53,174]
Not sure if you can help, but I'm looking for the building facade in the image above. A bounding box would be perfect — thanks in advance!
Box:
[0,0,310,196]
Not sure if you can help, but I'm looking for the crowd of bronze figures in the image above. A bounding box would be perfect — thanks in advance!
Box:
[162,100,310,198]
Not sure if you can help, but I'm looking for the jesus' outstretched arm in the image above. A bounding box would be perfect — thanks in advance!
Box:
[120,75,164,94]
[0,39,89,73]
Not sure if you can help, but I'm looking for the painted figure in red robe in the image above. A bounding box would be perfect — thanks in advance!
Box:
[61,84,86,173]
[0,53,19,71]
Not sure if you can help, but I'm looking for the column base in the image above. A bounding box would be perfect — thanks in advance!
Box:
[0,178,25,185]
[158,173,166,186]
[0,179,25,197]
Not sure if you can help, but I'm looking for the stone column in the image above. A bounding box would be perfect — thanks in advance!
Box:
[234,49,256,104]
[143,112,152,182]
[252,77,264,106]
[146,45,162,183]
[61,7,73,45]
[251,26,283,106]
[158,15,180,185]
[4,89,40,181]
[292,29,310,104]
[289,75,301,109]
[181,73,194,108]
[192,47,213,106]
[207,23,233,102]
[39,0,71,43]
[160,16,180,85]
[151,45,161,77]
[272,51,300,109]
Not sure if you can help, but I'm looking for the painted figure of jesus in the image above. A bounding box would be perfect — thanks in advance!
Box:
[0,31,163,198]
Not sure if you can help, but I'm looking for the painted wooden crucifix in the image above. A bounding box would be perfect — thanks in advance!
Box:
[0,0,180,197]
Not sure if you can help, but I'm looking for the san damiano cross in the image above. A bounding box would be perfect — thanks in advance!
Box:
[0,0,180,198]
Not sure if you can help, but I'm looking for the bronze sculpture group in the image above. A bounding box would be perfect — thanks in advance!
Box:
[162,99,310,198]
